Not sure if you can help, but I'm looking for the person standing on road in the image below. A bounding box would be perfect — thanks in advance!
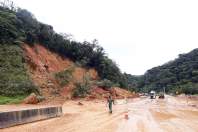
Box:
[107,95,114,113]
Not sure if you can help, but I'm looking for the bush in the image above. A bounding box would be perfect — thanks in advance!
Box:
[55,67,73,86]
[96,79,113,88]
[72,82,90,97]
[72,74,91,97]
[96,79,119,89]
[0,44,38,96]
[180,83,198,94]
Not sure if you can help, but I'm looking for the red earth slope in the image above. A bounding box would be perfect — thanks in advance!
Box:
[22,44,136,104]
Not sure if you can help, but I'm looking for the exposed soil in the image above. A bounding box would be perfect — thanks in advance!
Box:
[2,95,198,132]
[22,44,99,102]
[22,43,135,104]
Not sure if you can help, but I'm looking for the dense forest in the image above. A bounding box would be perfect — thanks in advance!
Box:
[0,1,127,96]
[127,49,198,94]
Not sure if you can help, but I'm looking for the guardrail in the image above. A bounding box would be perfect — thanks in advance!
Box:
[0,106,62,128]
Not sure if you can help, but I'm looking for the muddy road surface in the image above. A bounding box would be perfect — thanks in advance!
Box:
[2,95,198,132]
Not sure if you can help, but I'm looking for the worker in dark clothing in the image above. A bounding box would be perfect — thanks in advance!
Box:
[107,95,114,113]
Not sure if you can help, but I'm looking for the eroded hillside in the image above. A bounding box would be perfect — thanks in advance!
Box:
[23,44,99,102]
[21,43,137,103]
[0,4,136,104]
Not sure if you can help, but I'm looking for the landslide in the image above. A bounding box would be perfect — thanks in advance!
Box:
[0,4,135,103]
[23,44,136,103]
[23,44,98,102]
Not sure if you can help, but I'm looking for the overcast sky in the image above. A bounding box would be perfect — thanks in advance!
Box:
[14,0,198,75]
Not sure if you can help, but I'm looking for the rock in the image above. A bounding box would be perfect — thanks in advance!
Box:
[23,93,39,104]
[124,114,129,120]
[189,104,197,107]
[88,95,96,99]
[48,80,52,83]
[44,64,49,70]
[47,83,54,87]
[77,102,83,105]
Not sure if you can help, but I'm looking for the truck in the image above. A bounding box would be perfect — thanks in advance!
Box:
[150,90,156,99]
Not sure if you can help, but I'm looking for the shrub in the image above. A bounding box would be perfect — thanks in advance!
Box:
[96,79,113,88]
[0,44,39,96]
[72,74,91,97]
[55,67,74,86]
[96,79,119,89]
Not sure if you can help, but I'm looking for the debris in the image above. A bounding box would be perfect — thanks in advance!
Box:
[189,104,197,107]
[78,102,83,105]
[124,114,129,120]
[23,93,39,104]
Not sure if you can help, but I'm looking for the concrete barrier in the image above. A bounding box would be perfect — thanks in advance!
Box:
[0,106,62,128]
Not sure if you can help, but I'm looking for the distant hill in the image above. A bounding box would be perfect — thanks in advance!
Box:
[127,49,198,94]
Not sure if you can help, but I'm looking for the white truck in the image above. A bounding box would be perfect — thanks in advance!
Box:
[150,90,156,99]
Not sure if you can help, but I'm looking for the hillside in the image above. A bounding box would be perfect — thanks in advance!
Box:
[128,49,198,94]
[23,43,99,101]
[0,3,128,86]
[0,44,37,96]
[0,3,134,103]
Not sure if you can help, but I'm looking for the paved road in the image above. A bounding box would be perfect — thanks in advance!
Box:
[2,96,198,132]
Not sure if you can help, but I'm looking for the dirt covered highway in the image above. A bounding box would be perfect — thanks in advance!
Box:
[2,95,198,132]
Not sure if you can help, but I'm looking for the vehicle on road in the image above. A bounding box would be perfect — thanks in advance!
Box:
[150,90,156,99]
[158,92,165,99]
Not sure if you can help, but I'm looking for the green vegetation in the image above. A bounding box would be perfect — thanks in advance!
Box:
[55,67,74,86]
[0,95,27,104]
[126,49,198,94]
[96,79,119,89]
[123,73,143,92]
[0,44,38,96]
[73,74,91,97]
[0,3,38,97]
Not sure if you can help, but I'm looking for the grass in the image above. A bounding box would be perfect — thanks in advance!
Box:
[0,95,27,105]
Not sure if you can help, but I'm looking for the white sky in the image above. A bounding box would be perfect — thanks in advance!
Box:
[13,0,198,75]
